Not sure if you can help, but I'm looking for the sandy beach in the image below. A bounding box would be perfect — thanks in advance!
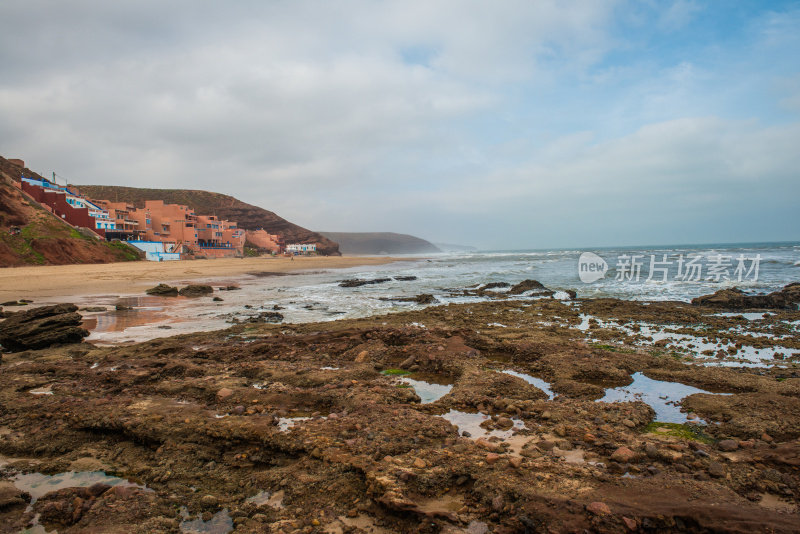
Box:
[0,256,407,301]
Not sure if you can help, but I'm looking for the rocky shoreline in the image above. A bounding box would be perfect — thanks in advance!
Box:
[1,286,799,533]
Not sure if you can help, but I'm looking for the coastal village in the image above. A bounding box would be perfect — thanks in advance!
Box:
[6,159,316,261]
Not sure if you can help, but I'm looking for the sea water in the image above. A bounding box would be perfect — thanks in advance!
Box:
[52,241,799,344]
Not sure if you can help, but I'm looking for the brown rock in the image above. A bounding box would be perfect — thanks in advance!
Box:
[354,350,369,363]
[216,388,234,401]
[587,501,611,515]
[496,417,514,430]
[717,440,738,452]
[412,458,427,469]
[508,279,551,295]
[708,461,725,478]
[485,453,500,464]
[610,446,636,463]
[491,494,504,511]
[399,355,416,369]
[145,283,179,296]
[0,303,88,351]
[691,283,800,310]
[179,284,214,297]
[0,481,28,509]
[476,438,500,452]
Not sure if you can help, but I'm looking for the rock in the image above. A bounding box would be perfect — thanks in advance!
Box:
[610,446,636,463]
[496,417,514,430]
[691,283,800,310]
[587,501,611,515]
[213,297,223,302]
[622,419,636,428]
[339,278,391,288]
[708,461,725,478]
[481,282,510,290]
[566,289,577,299]
[115,304,133,310]
[644,443,659,458]
[536,440,556,451]
[622,517,637,530]
[79,306,107,312]
[508,279,552,295]
[145,283,179,296]
[399,355,416,369]
[0,304,89,352]
[485,453,500,465]
[1,300,27,306]
[717,439,738,452]
[247,312,284,323]
[354,350,369,363]
[413,293,437,304]
[216,388,234,401]
[554,424,566,437]
[476,439,500,452]
[200,495,218,508]
[394,276,418,281]
[491,494,504,511]
[509,457,522,469]
[412,458,427,469]
[179,285,214,297]
[0,481,28,509]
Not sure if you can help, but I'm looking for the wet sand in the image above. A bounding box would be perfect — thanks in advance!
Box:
[0,256,407,300]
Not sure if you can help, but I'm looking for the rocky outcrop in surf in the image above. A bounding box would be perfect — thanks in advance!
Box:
[691,283,800,310]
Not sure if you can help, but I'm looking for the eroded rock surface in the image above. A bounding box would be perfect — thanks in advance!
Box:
[1,296,799,532]
[0,303,88,352]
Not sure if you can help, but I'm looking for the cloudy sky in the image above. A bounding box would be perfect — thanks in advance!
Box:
[1,1,798,249]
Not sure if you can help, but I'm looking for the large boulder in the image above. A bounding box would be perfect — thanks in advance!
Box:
[508,279,553,296]
[0,304,89,352]
[146,283,179,296]
[691,283,800,310]
[178,285,214,297]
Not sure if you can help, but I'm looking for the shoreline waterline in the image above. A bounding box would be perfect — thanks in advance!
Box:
[0,255,420,301]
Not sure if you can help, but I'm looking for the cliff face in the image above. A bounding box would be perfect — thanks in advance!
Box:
[76,185,340,256]
[319,232,441,255]
[0,157,140,267]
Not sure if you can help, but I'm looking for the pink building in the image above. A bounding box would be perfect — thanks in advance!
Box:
[245,229,284,253]
[16,173,247,259]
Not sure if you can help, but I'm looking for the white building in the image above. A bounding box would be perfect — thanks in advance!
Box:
[286,243,317,253]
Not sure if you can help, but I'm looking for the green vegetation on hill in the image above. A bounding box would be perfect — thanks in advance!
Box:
[0,155,142,267]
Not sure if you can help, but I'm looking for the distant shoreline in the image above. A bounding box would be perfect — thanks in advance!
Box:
[0,256,415,301]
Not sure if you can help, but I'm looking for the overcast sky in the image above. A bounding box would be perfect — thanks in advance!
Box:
[1,1,798,249]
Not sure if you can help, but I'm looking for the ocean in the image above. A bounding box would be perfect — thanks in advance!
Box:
[77,241,799,344]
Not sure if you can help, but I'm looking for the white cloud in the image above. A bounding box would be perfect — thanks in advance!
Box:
[0,1,797,248]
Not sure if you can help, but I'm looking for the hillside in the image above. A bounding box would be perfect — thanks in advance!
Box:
[0,157,140,267]
[77,185,340,256]
[319,232,441,255]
